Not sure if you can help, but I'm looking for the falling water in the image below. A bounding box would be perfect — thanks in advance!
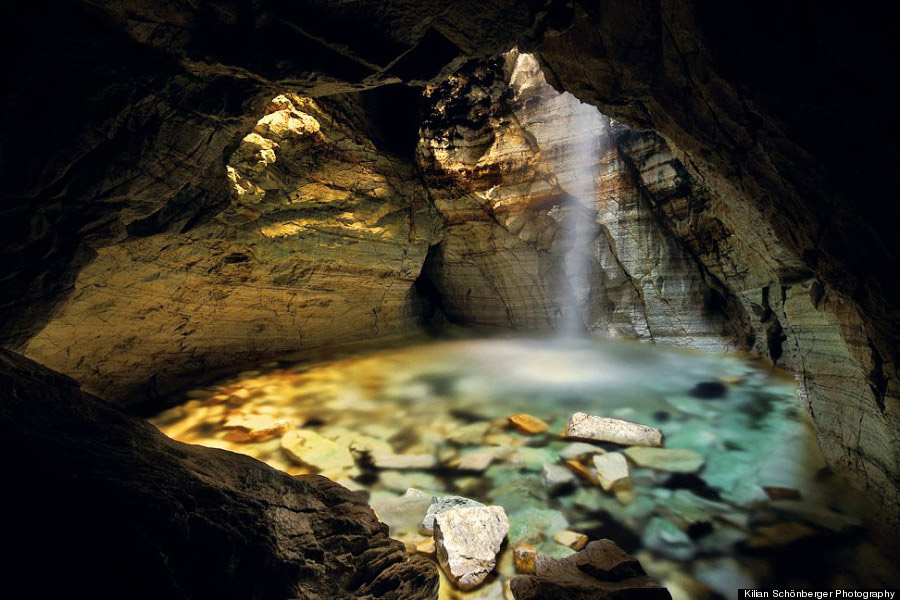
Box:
[558,99,603,338]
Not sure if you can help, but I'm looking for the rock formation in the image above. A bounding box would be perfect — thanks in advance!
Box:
[417,52,738,348]
[0,348,437,599]
[23,93,439,405]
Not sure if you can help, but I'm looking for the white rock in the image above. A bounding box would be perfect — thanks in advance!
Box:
[434,505,509,591]
[593,452,631,491]
[565,412,663,447]
[420,495,485,534]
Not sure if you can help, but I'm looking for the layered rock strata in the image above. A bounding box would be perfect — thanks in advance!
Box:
[417,52,738,349]
[0,348,438,599]
[23,93,439,405]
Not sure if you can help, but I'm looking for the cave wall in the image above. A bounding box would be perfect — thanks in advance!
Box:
[23,93,439,404]
[417,51,740,349]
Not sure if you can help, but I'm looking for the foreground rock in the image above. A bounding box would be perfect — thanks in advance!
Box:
[509,539,672,599]
[0,350,438,599]
[434,505,509,591]
[421,495,485,534]
[565,413,664,447]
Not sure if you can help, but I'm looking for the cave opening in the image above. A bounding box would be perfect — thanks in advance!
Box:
[4,3,899,599]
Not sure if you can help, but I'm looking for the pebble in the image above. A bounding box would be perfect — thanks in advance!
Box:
[553,530,589,550]
[623,447,705,473]
[448,422,491,445]
[592,452,631,491]
[513,543,538,574]
[434,505,509,591]
[508,414,550,434]
[564,459,599,486]
[746,522,816,548]
[565,413,663,447]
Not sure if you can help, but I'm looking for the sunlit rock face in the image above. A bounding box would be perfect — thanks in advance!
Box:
[23,94,439,404]
[417,52,738,349]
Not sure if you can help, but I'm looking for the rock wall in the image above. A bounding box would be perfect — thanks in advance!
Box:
[417,52,739,349]
[23,94,439,405]
[0,348,438,599]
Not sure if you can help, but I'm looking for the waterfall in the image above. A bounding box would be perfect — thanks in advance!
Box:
[558,99,602,338]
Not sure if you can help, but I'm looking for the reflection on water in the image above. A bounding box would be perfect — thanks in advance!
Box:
[151,334,899,599]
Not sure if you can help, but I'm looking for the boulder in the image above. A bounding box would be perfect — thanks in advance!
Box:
[420,494,486,534]
[434,505,510,591]
[565,413,663,447]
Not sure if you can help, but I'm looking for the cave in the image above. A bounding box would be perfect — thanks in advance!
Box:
[2,1,898,599]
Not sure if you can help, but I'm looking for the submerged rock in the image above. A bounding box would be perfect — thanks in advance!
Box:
[508,414,550,435]
[593,452,631,491]
[542,463,578,493]
[559,442,605,461]
[624,447,705,473]
[434,505,509,591]
[643,517,696,561]
[420,495,485,534]
[690,381,728,399]
[514,543,538,574]
[281,429,356,474]
[553,530,589,551]
[509,539,672,599]
[565,413,663,447]
[371,452,438,470]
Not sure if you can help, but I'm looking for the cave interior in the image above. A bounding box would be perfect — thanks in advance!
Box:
[2,1,899,599]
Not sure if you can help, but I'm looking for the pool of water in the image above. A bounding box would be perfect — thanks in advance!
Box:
[151,333,899,599]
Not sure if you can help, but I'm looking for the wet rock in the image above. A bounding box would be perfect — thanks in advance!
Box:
[593,452,631,491]
[379,471,441,494]
[281,429,356,474]
[421,495,485,535]
[643,517,696,561]
[514,543,538,574]
[510,447,558,471]
[508,508,570,547]
[565,459,600,486]
[690,381,728,399]
[508,414,550,435]
[371,489,436,540]
[553,530,589,551]
[745,522,816,548]
[434,505,509,591]
[559,442,605,461]
[451,449,498,472]
[371,452,438,470]
[509,539,672,599]
[565,413,663,447]
[542,463,578,493]
[448,422,492,445]
[624,447,705,473]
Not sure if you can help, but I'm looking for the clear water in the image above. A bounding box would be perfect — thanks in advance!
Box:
[151,333,899,599]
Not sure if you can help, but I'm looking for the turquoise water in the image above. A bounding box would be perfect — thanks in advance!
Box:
[152,334,898,599]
